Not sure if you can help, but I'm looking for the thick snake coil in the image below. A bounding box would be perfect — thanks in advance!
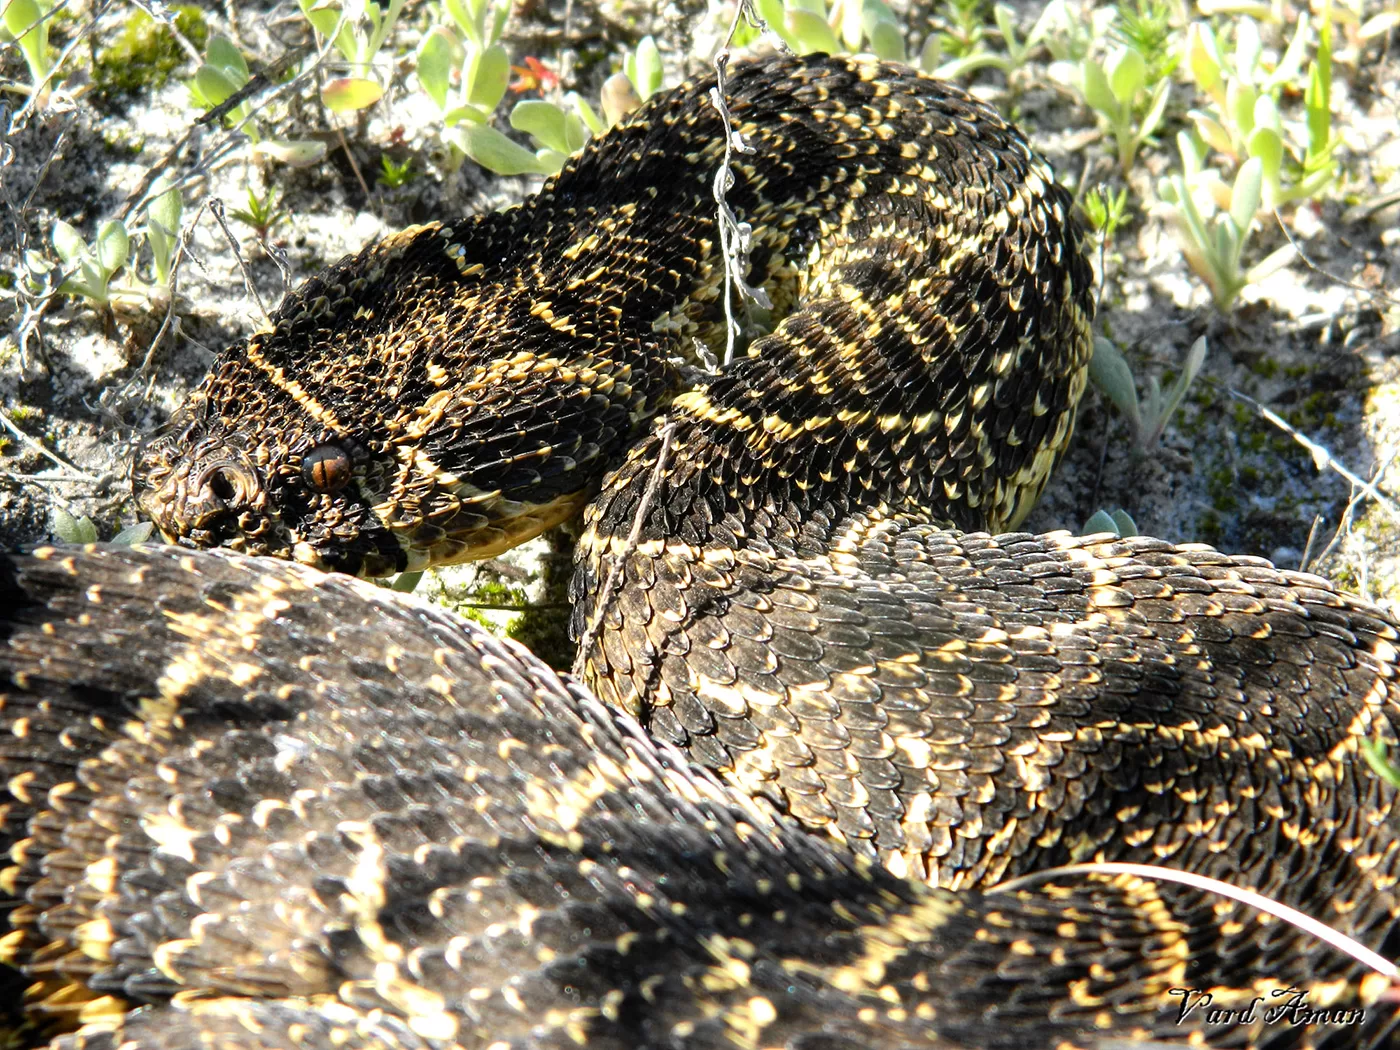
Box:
[2,54,1400,1050]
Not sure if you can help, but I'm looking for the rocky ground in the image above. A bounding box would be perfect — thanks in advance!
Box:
[1,0,1398,668]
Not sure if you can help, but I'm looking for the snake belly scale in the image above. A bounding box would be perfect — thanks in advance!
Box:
[1,52,1399,1050]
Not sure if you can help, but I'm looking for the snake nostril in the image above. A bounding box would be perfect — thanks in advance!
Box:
[197,463,254,508]
[208,469,238,503]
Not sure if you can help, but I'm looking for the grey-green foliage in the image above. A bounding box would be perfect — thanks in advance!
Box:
[51,219,130,304]
[52,510,154,545]
[1083,507,1139,537]
[297,0,406,112]
[144,177,182,287]
[1076,42,1171,176]
[187,34,327,165]
[2,0,52,85]
[1089,335,1209,451]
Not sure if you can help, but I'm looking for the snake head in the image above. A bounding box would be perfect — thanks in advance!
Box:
[135,390,408,578]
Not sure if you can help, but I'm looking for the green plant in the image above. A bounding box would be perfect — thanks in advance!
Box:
[1362,738,1400,790]
[1111,0,1177,85]
[51,510,153,545]
[1089,334,1209,450]
[749,0,907,61]
[188,35,327,165]
[51,508,98,545]
[1083,184,1129,240]
[144,177,183,287]
[1185,15,1338,208]
[922,2,1063,79]
[2,0,52,88]
[378,154,415,188]
[230,185,287,240]
[51,219,131,305]
[1158,135,1296,308]
[426,20,669,178]
[1083,507,1139,537]
[1076,42,1171,175]
[298,0,407,112]
[92,5,209,101]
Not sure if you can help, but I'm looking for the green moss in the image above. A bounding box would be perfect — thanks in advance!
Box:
[92,6,209,103]
[1250,356,1279,378]
[1197,508,1224,546]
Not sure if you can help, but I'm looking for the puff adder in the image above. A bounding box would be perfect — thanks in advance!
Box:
[2,52,1399,1050]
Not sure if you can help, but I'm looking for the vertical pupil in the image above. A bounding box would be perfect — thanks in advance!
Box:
[306,446,348,492]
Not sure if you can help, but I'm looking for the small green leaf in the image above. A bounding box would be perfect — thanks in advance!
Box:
[416,27,455,110]
[1227,79,1256,140]
[1230,156,1263,231]
[572,92,605,136]
[918,33,942,74]
[534,147,567,173]
[250,139,328,166]
[206,34,249,82]
[1137,79,1171,142]
[754,0,788,43]
[52,220,87,264]
[1361,739,1400,791]
[1269,13,1309,89]
[1186,22,1221,96]
[1083,509,1121,536]
[626,35,663,100]
[1079,58,1117,117]
[510,99,572,155]
[193,63,240,108]
[464,42,509,111]
[1233,17,1263,82]
[149,177,182,233]
[1105,46,1146,104]
[1087,336,1142,433]
[443,103,491,126]
[443,0,477,42]
[321,76,383,111]
[4,0,50,81]
[784,10,841,55]
[1110,509,1139,537]
[862,0,905,60]
[112,521,156,545]
[298,0,343,43]
[867,20,905,61]
[94,220,129,274]
[390,569,424,592]
[457,122,552,175]
[1190,111,1234,157]
[52,508,99,545]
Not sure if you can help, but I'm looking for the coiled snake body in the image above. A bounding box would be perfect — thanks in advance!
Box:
[3,54,1400,1050]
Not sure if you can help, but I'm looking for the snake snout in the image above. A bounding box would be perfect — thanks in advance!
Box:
[137,439,278,552]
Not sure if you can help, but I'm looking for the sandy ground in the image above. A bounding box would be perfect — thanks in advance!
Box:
[1,0,1398,662]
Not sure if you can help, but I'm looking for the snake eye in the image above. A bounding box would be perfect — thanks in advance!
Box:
[303,443,353,494]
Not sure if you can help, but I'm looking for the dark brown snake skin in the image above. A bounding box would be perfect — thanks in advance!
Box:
[2,53,1400,1050]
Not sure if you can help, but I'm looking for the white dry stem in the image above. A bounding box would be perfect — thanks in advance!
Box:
[1229,388,1400,526]
[573,421,678,680]
[992,861,1399,981]
[708,0,787,365]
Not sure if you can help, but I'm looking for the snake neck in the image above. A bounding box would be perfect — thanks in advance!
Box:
[577,203,1094,564]
[571,81,1095,727]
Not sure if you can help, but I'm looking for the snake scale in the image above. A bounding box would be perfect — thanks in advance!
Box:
[3,53,1400,1050]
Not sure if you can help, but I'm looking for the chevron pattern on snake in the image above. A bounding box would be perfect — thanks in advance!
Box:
[0,51,1397,1050]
